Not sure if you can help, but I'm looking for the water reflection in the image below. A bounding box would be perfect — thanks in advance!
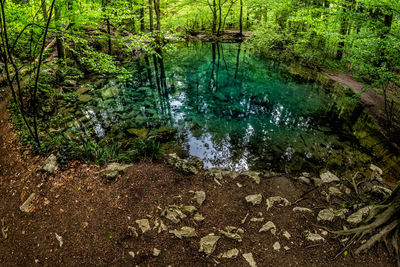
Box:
[78,42,370,173]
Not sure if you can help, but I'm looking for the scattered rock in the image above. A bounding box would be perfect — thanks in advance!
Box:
[266,196,290,210]
[328,186,342,196]
[187,156,204,170]
[320,171,340,183]
[250,217,264,222]
[347,206,372,225]
[20,193,36,213]
[40,154,58,173]
[220,248,239,259]
[153,218,168,233]
[370,186,392,198]
[284,246,290,250]
[237,183,243,188]
[162,205,197,223]
[245,194,262,205]
[243,252,257,267]
[128,251,135,258]
[242,171,261,184]
[153,248,161,257]
[302,172,311,178]
[194,213,205,221]
[370,164,383,175]
[55,233,63,248]
[298,176,311,185]
[241,213,249,224]
[205,169,223,182]
[167,154,198,175]
[292,207,313,214]
[317,209,335,222]
[304,230,325,242]
[169,227,197,239]
[100,163,132,180]
[128,226,138,237]
[334,208,349,219]
[136,219,151,233]
[219,226,243,242]
[283,231,291,239]
[259,221,276,235]
[222,171,239,180]
[193,191,206,206]
[199,234,220,256]
[311,177,323,186]
[273,241,281,251]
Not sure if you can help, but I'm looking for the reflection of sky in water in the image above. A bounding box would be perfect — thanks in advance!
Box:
[74,42,371,173]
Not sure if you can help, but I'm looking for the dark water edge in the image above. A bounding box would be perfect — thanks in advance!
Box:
[57,41,399,181]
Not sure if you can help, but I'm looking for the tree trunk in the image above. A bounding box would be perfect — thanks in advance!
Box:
[154,0,161,31]
[148,0,153,32]
[212,0,217,34]
[217,0,222,36]
[41,0,48,20]
[139,3,145,32]
[239,0,243,36]
[55,5,65,60]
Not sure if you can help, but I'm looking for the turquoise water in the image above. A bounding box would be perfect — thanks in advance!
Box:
[77,42,371,173]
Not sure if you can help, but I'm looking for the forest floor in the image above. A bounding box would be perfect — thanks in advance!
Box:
[0,86,396,266]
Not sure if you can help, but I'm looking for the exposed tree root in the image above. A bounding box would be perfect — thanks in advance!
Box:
[333,197,400,266]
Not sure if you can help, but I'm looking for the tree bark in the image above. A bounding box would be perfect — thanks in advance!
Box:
[148,0,154,32]
[55,5,65,60]
[154,0,161,31]
[41,0,48,20]
[239,0,243,36]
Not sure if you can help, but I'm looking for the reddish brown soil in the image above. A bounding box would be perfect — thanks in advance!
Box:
[0,92,395,266]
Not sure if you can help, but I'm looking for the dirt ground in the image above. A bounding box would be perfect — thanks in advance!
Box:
[0,90,396,266]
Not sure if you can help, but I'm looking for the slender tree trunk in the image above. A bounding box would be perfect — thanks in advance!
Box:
[41,0,48,20]
[217,0,222,36]
[212,0,217,34]
[154,0,161,31]
[239,0,243,35]
[140,4,145,32]
[55,5,65,60]
[148,0,153,32]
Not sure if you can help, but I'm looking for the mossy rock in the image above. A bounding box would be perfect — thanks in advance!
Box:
[127,128,149,140]
[149,127,177,143]
[77,87,90,94]
[78,94,92,102]
[101,86,120,99]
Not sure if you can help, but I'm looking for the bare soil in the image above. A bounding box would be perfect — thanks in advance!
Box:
[0,91,395,266]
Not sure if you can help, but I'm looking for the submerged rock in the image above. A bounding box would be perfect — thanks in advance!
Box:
[199,234,220,256]
[320,171,340,183]
[245,194,263,205]
[127,128,149,140]
[149,127,177,143]
[78,94,92,102]
[266,196,290,210]
[169,226,197,239]
[100,163,132,180]
[20,193,36,213]
[41,154,58,173]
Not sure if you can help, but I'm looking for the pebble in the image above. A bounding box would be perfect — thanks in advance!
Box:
[259,221,276,235]
[273,241,281,251]
[135,219,151,233]
[243,252,257,267]
[245,194,262,205]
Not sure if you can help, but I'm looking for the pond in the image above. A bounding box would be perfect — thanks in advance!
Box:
[72,42,373,174]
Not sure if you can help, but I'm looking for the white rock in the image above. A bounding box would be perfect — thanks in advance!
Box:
[194,213,205,221]
[298,176,311,185]
[284,246,290,250]
[292,207,313,213]
[193,191,206,206]
[273,241,281,251]
[304,230,325,242]
[153,248,161,256]
[245,194,262,205]
[370,164,383,175]
[153,218,168,233]
[100,162,132,180]
[41,154,58,173]
[136,219,151,233]
[199,234,220,256]
[20,193,36,213]
[237,183,243,188]
[283,231,291,239]
[259,221,276,235]
[220,248,239,258]
[250,217,264,222]
[128,251,135,258]
[317,209,335,222]
[55,233,63,248]
[169,227,197,239]
[219,226,243,242]
[371,186,392,197]
[320,171,340,183]
[243,253,257,267]
[347,206,372,225]
[266,196,290,210]
[328,186,342,196]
